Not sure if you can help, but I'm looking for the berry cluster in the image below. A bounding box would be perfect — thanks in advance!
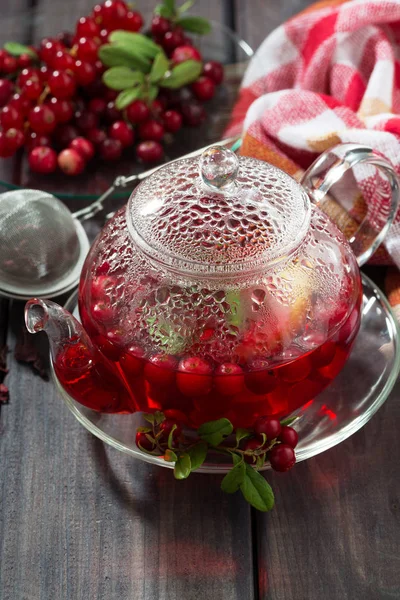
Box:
[135,411,298,511]
[0,0,223,174]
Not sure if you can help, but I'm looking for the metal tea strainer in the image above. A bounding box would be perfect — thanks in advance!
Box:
[0,137,240,300]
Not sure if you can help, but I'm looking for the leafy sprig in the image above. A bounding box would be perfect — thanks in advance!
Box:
[154,0,211,35]
[137,412,298,512]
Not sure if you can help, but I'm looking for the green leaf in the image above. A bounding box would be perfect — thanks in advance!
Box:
[116,86,143,109]
[154,4,174,18]
[175,16,211,35]
[109,31,160,59]
[178,0,196,15]
[160,59,202,88]
[240,464,275,512]
[187,441,208,471]
[236,428,251,445]
[154,411,166,425]
[147,84,159,102]
[150,52,169,83]
[174,453,191,479]
[164,449,177,462]
[99,44,151,72]
[221,460,245,494]
[102,66,144,90]
[198,418,233,447]
[164,0,176,13]
[137,426,152,433]
[280,416,298,426]
[255,454,265,470]
[143,413,155,424]
[4,42,37,59]
[167,424,178,449]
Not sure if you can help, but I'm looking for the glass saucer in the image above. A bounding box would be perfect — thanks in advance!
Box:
[53,273,400,474]
[0,21,253,201]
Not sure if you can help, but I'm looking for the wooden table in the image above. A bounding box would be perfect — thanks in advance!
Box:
[1,2,400,599]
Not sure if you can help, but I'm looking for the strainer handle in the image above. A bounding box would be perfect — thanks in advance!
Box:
[301,143,400,266]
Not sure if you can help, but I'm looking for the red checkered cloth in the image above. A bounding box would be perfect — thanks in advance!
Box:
[226,0,400,316]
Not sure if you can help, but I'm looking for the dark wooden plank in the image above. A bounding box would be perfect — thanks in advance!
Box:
[256,391,400,600]
[0,303,254,600]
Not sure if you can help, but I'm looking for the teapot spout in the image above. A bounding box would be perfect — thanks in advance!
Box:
[25,297,91,359]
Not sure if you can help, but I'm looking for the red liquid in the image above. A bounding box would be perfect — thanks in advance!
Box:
[56,300,361,429]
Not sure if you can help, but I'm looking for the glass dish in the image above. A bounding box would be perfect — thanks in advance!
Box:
[0,21,253,200]
[52,273,400,473]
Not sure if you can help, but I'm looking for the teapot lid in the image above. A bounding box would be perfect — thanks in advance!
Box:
[126,146,311,277]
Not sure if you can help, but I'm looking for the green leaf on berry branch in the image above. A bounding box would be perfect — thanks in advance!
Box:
[177,0,196,15]
[160,60,202,88]
[99,44,151,72]
[175,16,211,34]
[4,42,38,59]
[103,67,144,90]
[109,31,161,60]
[221,459,245,494]
[154,4,174,18]
[236,428,251,445]
[187,441,208,471]
[280,416,298,427]
[197,418,233,446]
[116,87,144,109]
[167,424,178,449]
[150,52,169,83]
[240,464,275,512]
[164,449,177,462]
[174,453,191,479]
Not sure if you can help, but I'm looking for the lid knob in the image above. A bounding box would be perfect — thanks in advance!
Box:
[200,146,239,191]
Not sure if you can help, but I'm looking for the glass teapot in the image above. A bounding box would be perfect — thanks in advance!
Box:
[25,143,399,429]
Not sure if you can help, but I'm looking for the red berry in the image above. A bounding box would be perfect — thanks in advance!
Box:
[191,76,215,102]
[104,89,118,102]
[56,31,74,48]
[171,45,202,65]
[58,148,85,175]
[99,29,111,44]
[53,50,75,71]
[144,354,178,387]
[150,99,164,118]
[26,131,52,152]
[176,356,213,397]
[39,39,63,65]
[22,79,43,100]
[70,136,95,160]
[38,65,50,83]
[18,54,32,69]
[54,123,79,148]
[74,60,97,86]
[278,426,298,449]
[151,15,171,36]
[245,360,277,395]
[243,437,263,463]
[48,97,74,123]
[159,419,182,441]
[4,128,25,151]
[17,68,38,88]
[135,431,155,452]
[0,79,14,107]
[100,0,128,28]
[138,119,164,142]
[181,101,206,126]
[126,99,149,123]
[76,37,99,62]
[87,127,107,146]
[119,345,145,377]
[0,131,15,157]
[75,109,98,132]
[163,109,182,133]
[104,101,121,123]
[76,16,100,38]
[203,60,224,85]
[29,105,56,134]
[28,146,58,174]
[9,93,31,116]
[88,97,107,116]
[2,55,17,74]
[269,444,296,472]
[94,60,105,75]
[0,50,7,70]
[99,137,122,161]
[162,28,184,52]
[254,416,281,440]
[109,120,134,147]
[0,105,23,131]
[215,363,244,396]
[124,11,143,31]
[136,140,163,163]
[48,70,76,99]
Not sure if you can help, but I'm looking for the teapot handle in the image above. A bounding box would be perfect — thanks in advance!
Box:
[300,143,400,266]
